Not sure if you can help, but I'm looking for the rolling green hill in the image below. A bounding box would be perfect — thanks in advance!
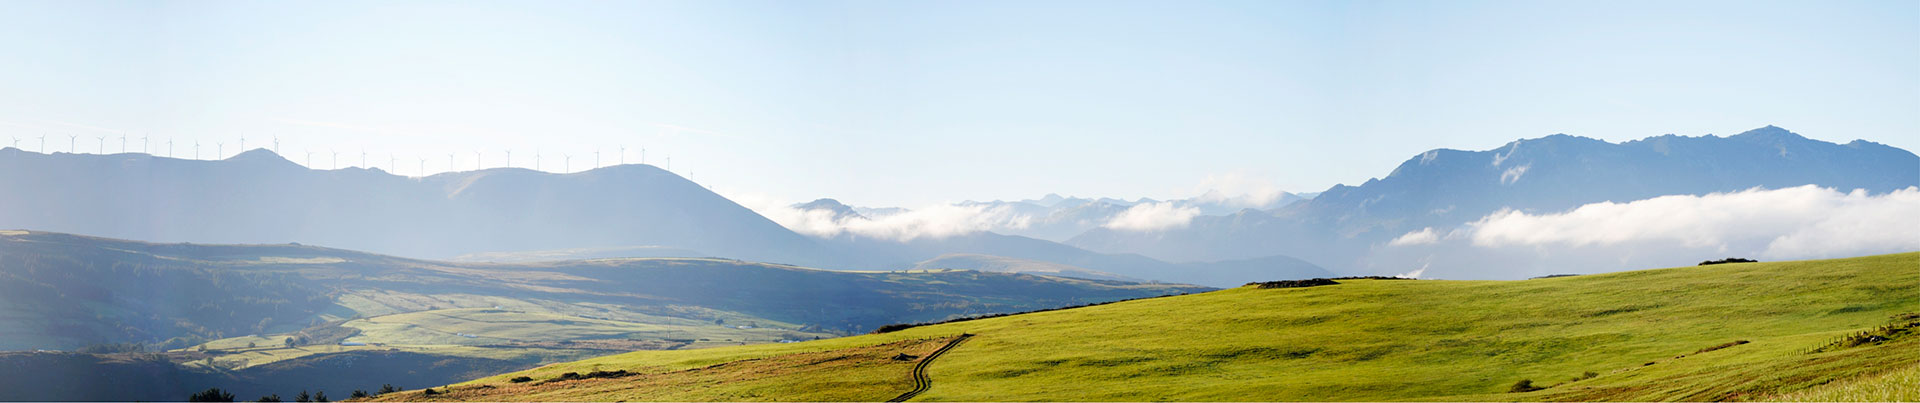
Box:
[393,252,1919,402]
[0,230,1201,401]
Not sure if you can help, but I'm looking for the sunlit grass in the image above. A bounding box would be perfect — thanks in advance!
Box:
[413,252,1918,401]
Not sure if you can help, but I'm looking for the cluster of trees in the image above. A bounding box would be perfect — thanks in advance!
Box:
[187,385,402,402]
[1246,278,1339,289]
[1698,257,1759,265]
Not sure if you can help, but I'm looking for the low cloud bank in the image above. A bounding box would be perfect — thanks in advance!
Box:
[1464,185,1919,259]
[732,193,1032,242]
[1102,202,1202,232]
[1372,185,1920,279]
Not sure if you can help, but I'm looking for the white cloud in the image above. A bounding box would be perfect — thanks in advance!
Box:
[727,191,1033,242]
[1193,171,1286,208]
[1389,227,1441,246]
[1465,185,1920,259]
[1102,202,1202,232]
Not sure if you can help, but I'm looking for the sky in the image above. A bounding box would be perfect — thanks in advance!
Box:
[0,0,1915,207]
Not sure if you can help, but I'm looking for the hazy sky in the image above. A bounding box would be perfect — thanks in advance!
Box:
[1,0,1915,207]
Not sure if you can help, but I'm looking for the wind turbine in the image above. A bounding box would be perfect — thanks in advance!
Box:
[389,154,396,173]
[473,150,482,170]
[272,136,280,155]
[563,154,572,173]
[140,135,148,154]
[447,153,455,173]
[238,137,246,153]
[119,134,127,153]
[38,135,46,153]
[166,138,173,157]
[504,149,512,168]
[330,149,339,169]
[641,147,647,165]
[619,145,626,165]
[7,136,17,149]
[193,141,200,160]
[67,134,77,153]
[96,136,106,154]
[534,149,541,171]
[417,157,426,177]
[216,142,224,159]
[594,149,601,169]
[665,155,671,171]
[305,149,313,167]
[360,149,367,168]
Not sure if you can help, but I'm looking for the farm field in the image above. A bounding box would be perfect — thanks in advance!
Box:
[397,252,1920,401]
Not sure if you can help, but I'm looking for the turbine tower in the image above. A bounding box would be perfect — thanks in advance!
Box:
[417,157,426,177]
[141,135,149,154]
[216,142,224,159]
[8,136,17,149]
[38,135,46,153]
[193,141,200,160]
[331,149,339,169]
[619,145,626,164]
[473,150,482,170]
[563,154,572,173]
[360,149,367,168]
[238,137,246,153]
[594,149,601,169]
[96,136,105,154]
[67,134,77,153]
[504,149,512,168]
[166,138,173,157]
[447,153,455,173]
[272,136,280,155]
[534,149,541,171]
[305,150,314,167]
[389,154,396,173]
[119,134,127,153]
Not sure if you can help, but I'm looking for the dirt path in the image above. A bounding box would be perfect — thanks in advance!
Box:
[888,334,973,402]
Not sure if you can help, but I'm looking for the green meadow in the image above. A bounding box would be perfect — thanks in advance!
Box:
[394,252,1919,401]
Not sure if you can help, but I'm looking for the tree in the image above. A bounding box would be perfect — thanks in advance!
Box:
[294,390,310,402]
[256,394,282,402]
[377,384,400,395]
[189,388,236,402]
[284,337,296,348]
[247,342,257,349]
[313,391,329,402]
[1509,379,1543,393]
[349,390,370,399]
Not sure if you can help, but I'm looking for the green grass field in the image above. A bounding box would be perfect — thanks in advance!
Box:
[387,252,1919,402]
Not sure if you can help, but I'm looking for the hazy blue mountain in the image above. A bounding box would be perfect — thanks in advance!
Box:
[0,148,831,264]
[1066,126,1920,271]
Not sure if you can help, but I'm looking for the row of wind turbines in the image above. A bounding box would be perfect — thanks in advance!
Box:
[5,134,682,177]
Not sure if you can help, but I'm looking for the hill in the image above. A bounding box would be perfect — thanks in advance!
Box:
[0,230,1203,400]
[401,252,1918,401]
[1066,126,1919,275]
[0,148,828,264]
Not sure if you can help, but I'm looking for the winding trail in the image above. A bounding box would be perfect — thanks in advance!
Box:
[889,334,973,402]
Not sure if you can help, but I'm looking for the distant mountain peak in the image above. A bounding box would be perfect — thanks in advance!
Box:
[1731,125,1806,142]
[224,148,304,170]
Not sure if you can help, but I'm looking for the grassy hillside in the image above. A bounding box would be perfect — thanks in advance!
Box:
[399,252,1919,401]
[0,230,1201,401]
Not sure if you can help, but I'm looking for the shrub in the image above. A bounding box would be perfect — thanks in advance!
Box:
[377,384,400,394]
[190,388,236,402]
[255,394,282,402]
[1509,379,1543,393]
[421,388,438,396]
[509,376,534,383]
[1572,371,1598,381]
[349,390,369,399]
[1699,257,1758,266]
[1247,278,1340,289]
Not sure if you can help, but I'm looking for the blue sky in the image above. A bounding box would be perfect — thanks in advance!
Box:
[1,0,1915,207]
